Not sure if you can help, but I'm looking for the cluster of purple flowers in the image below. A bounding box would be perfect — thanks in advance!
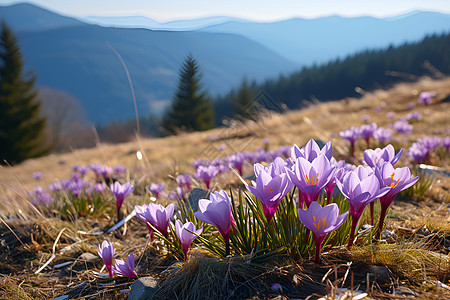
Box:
[407,136,448,164]
[245,139,417,261]
[112,139,419,265]
[392,120,413,135]
[192,145,292,189]
[29,187,55,206]
[135,201,202,258]
[418,91,436,105]
[340,124,392,154]
[98,241,138,279]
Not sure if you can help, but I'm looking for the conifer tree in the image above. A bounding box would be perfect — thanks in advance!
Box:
[232,77,256,121]
[0,21,48,165]
[162,55,214,135]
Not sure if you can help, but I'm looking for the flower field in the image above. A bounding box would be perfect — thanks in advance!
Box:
[0,77,449,299]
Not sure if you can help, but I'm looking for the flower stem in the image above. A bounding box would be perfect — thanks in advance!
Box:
[375,207,387,240]
[314,241,322,264]
[369,202,374,226]
[348,216,358,249]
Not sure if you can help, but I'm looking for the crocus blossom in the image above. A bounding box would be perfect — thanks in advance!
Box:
[175,220,203,259]
[374,162,419,239]
[363,144,403,224]
[194,190,234,255]
[110,181,134,210]
[247,163,293,223]
[149,182,165,199]
[195,165,219,189]
[373,127,392,143]
[98,241,116,277]
[287,155,335,208]
[418,91,436,105]
[363,144,403,169]
[298,202,348,263]
[359,123,377,148]
[339,127,360,156]
[291,139,333,162]
[336,166,389,248]
[135,203,174,239]
[113,253,138,279]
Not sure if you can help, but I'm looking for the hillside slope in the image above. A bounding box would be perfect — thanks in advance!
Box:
[1,76,448,198]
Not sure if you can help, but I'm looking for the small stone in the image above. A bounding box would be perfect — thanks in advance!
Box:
[369,266,390,284]
[128,276,158,300]
[79,253,98,261]
[393,286,417,297]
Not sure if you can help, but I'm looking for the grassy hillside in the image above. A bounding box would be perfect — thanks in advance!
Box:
[0,77,448,299]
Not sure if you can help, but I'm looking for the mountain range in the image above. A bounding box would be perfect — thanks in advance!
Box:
[0,3,449,124]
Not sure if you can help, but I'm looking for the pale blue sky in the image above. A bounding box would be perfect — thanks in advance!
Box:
[1,0,450,21]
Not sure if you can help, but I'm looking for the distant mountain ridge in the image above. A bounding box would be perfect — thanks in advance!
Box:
[0,3,449,125]
[84,15,247,31]
[0,3,294,124]
[83,10,450,64]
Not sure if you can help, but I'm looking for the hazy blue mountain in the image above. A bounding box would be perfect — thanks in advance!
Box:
[201,11,450,64]
[0,3,85,32]
[84,15,247,31]
[6,21,294,124]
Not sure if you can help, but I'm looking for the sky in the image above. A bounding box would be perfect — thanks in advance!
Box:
[0,0,450,21]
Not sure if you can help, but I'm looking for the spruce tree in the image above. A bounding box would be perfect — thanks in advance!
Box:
[162,55,214,135]
[233,77,256,121]
[0,21,48,165]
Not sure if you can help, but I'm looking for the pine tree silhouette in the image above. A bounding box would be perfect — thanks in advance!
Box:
[162,55,214,135]
[0,21,49,165]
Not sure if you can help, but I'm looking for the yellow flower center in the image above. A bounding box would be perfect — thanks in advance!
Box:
[313,215,328,231]
[389,173,400,188]
[305,173,319,186]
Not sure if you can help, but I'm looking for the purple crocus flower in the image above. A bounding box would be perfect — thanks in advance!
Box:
[406,142,429,164]
[291,139,333,162]
[418,91,436,105]
[175,220,203,259]
[98,241,116,277]
[176,173,192,191]
[247,162,293,223]
[29,187,55,206]
[298,202,348,263]
[336,166,389,248]
[340,127,360,156]
[359,123,377,148]
[373,127,392,144]
[405,112,423,121]
[48,182,62,192]
[113,165,127,175]
[110,181,134,221]
[363,144,403,224]
[113,253,138,279]
[363,144,403,169]
[90,163,113,179]
[287,155,335,208]
[393,120,413,134]
[324,163,345,204]
[149,182,165,199]
[374,162,419,239]
[135,203,174,239]
[443,137,450,151]
[194,190,234,255]
[32,172,42,180]
[386,112,396,119]
[195,165,219,189]
[227,152,247,175]
[72,165,90,176]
